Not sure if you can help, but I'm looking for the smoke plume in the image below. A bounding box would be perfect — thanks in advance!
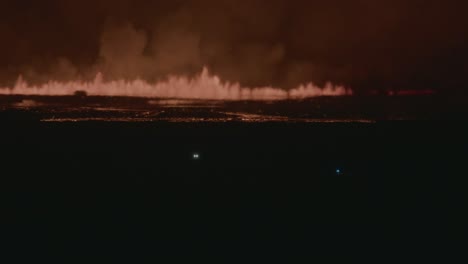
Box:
[0,0,467,94]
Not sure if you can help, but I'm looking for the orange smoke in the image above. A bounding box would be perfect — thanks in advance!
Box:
[0,67,351,100]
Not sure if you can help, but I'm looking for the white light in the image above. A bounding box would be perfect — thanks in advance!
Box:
[193,153,200,160]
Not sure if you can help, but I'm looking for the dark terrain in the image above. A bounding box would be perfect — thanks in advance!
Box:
[1,95,467,262]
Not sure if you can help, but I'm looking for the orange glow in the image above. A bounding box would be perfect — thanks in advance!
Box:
[0,68,351,100]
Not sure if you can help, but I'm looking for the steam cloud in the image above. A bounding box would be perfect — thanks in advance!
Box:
[0,0,467,94]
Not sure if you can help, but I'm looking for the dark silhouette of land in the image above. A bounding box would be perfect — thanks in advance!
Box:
[1,96,467,261]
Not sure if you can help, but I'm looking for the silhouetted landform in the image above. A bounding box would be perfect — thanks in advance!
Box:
[73,90,88,97]
[1,97,466,261]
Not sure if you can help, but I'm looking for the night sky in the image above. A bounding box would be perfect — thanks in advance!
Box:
[1,0,467,93]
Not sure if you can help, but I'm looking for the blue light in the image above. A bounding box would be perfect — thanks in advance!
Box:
[336,169,342,174]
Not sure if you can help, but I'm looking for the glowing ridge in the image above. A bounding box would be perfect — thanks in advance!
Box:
[0,67,352,100]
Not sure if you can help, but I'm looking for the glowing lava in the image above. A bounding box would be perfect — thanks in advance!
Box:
[0,68,351,100]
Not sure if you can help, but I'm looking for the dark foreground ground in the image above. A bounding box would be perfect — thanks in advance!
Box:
[1,96,467,262]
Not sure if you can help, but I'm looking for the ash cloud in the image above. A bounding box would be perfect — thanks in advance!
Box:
[1,0,468,93]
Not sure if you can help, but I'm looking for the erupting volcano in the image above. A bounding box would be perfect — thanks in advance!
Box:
[0,68,351,101]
